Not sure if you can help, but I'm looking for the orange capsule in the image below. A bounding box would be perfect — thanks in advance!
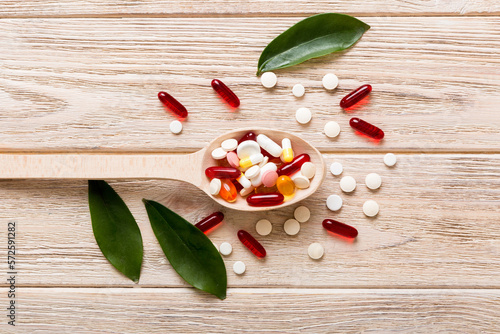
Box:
[219,179,237,203]
[276,175,295,196]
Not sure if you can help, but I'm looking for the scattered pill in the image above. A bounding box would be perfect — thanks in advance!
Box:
[291,173,310,189]
[294,206,310,223]
[326,194,343,211]
[365,173,382,190]
[195,211,224,233]
[300,162,316,179]
[339,176,356,193]
[239,153,264,169]
[257,134,283,158]
[324,121,340,138]
[277,154,310,176]
[329,162,343,176]
[322,73,339,90]
[233,261,246,275]
[169,120,183,134]
[221,138,238,152]
[284,219,301,236]
[245,165,261,180]
[261,170,279,187]
[292,84,305,97]
[238,230,266,258]
[247,192,284,207]
[261,72,277,88]
[236,173,252,189]
[255,219,272,236]
[281,138,294,163]
[237,140,261,159]
[350,117,384,140]
[205,166,240,179]
[209,178,222,195]
[211,147,227,160]
[219,242,232,256]
[226,151,240,168]
[277,175,295,196]
[384,153,397,167]
[308,243,324,260]
[219,179,238,203]
[158,91,188,118]
[322,219,358,238]
[363,200,380,217]
[340,84,372,109]
[211,79,240,108]
[295,107,312,124]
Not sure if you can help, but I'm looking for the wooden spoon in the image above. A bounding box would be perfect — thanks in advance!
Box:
[0,128,325,211]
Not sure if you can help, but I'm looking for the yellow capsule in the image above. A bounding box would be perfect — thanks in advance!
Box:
[239,153,264,169]
[281,138,294,163]
[276,175,295,196]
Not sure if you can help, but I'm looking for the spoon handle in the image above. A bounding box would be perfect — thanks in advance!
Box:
[0,152,203,185]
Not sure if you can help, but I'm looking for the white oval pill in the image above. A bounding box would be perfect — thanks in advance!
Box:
[219,242,232,256]
[237,140,261,159]
[233,261,246,275]
[237,174,252,189]
[291,172,310,189]
[169,120,183,134]
[322,73,339,90]
[384,153,397,167]
[255,219,272,236]
[365,173,382,190]
[308,243,324,260]
[295,107,312,124]
[245,165,260,180]
[284,219,300,236]
[221,138,238,152]
[339,176,356,193]
[256,134,282,158]
[363,200,379,217]
[330,162,343,176]
[211,147,227,160]
[240,186,254,197]
[209,178,222,195]
[301,162,316,179]
[294,206,310,223]
[324,121,340,138]
[326,194,343,211]
[292,84,305,97]
[261,72,277,88]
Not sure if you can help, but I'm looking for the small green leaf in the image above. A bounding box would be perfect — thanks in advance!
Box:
[143,199,227,299]
[257,13,370,75]
[88,180,143,282]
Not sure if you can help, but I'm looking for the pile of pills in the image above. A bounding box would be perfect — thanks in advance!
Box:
[205,131,317,207]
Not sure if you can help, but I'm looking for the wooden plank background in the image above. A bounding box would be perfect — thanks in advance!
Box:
[0,0,499,332]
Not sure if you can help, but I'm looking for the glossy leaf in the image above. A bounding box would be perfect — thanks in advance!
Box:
[257,13,370,75]
[143,199,227,299]
[88,180,143,282]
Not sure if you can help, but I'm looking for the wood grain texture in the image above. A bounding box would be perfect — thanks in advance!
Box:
[0,0,499,17]
[2,288,498,333]
[2,154,498,287]
[0,17,499,152]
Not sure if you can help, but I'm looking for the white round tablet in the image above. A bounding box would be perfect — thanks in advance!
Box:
[330,162,343,176]
[365,173,382,190]
[339,176,356,193]
[169,120,183,134]
[322,73,339,90]
[233,261,246,275]
[245,165,260,180]
[295,107,312,124]
[308,243,324,260]
[211,147,227,160]
[294,206,310,223]
[255,219,272,236]
[326,194,343,211]
[219,242,232,256]
[324,121,340,138]
[363,200,380,217]
[237,140,261,159]
[221,138,238,152]
[209,178,222,195]
[292,84,305,97]
[301,162,316,179]
[384,153,397,167]
[261,72,277,88]
[291,173,310,189]
[284,219,300,236]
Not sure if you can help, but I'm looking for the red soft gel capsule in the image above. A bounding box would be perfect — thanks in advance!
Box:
[277,154,310,176]
[237,230,266,258]
[158,91,188,118]
[205,167,241,179]
[195,212,224,234]
[246,193,284,207]
[349,117,384,140]
[211,79,240,108]
[322,219,358,239]
[340,84,372,109]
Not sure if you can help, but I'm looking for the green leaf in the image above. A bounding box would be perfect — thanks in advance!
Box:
[257,13,370,75]
[88,180,143,282]
[143,199,227,299]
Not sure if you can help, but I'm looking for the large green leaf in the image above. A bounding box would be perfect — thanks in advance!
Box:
[88,180,143,282]
[257,13,370,75]
[143,199,227,299]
